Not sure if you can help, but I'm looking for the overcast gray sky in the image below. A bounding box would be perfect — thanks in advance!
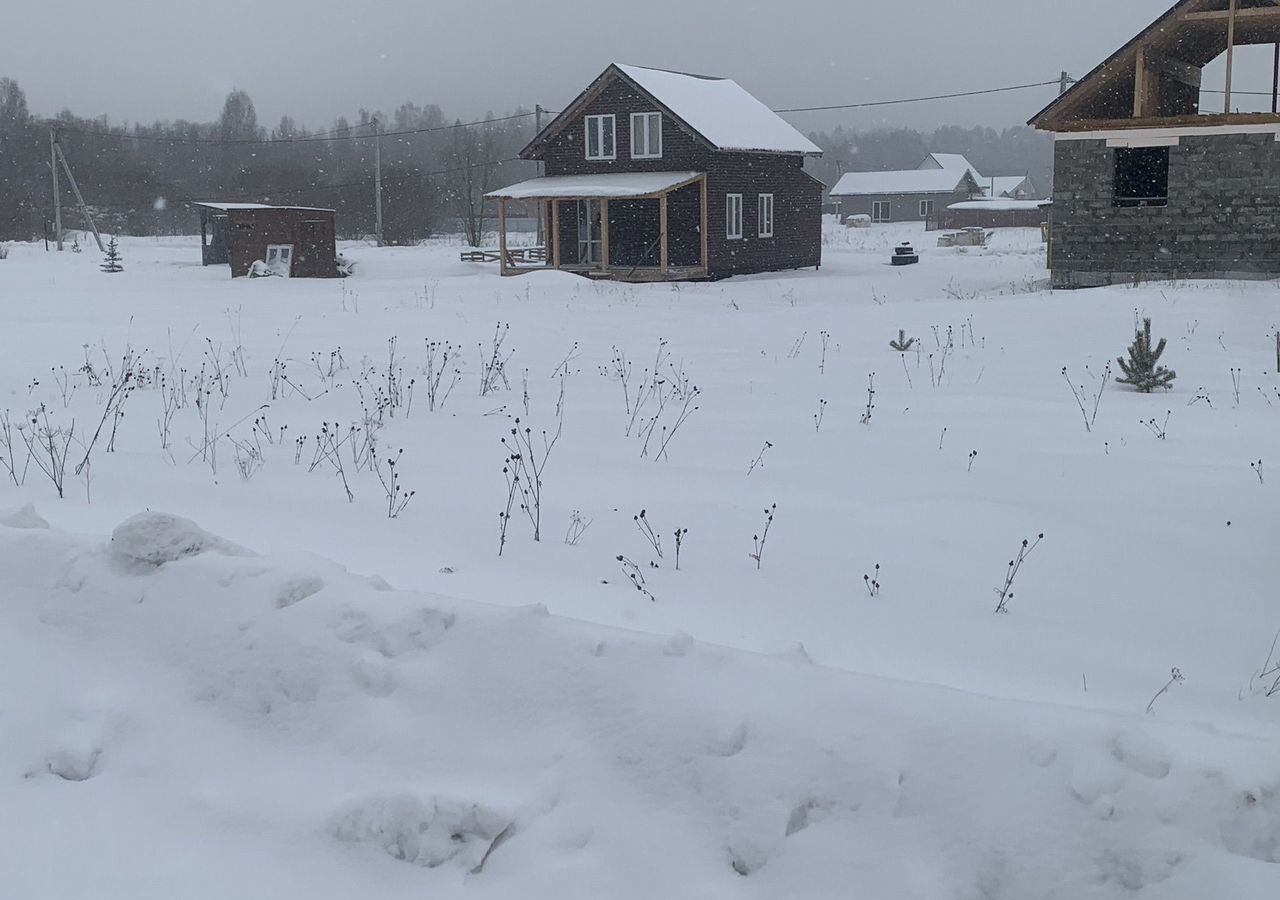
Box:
[4,0,1268,131]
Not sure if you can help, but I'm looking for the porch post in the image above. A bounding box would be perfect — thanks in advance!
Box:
[699,175,709,273]
[498,199,509,276]
[551,199,561,269]
[659,192,670,275]
[600,198,610,273]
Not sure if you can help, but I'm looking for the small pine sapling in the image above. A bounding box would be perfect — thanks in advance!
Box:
[993,533,1044,614]
[889,330,916,352]
[100,236,123,273]
[750,504,776,570]
[863,564,881,597]
[673,527,688,570]
[1117,318,1176,392]
[1145,667,1185,715]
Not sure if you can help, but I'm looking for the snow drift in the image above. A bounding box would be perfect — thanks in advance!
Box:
[2,511,1278,899]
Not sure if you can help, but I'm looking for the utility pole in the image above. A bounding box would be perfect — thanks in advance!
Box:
[1059,71,1072,96]
[54,141,105,253]
[1225,0,1239,113]
[534,104,545,248]
[373,117,384,247]
[50,129,63,250]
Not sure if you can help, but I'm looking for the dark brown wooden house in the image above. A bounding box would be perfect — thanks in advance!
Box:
[1031,0,1280,288]
[193,203,338,278]
[488,64,824,281]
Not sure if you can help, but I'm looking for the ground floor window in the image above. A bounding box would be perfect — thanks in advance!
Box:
[872,200,891,223]
[919,199,934,218]
[1113,146,1169,207]
[726,193,743,239]
[758,193,774,238]
[265,244,293,276]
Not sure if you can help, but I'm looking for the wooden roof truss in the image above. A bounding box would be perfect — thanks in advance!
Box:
[1032,0,1280,130]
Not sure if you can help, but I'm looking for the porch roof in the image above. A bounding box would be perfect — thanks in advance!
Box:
[487,171,703,201]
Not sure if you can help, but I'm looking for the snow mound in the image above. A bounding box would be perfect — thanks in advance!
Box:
[330,794,512,872]
[109,512,250,567]
[0,503,49,529]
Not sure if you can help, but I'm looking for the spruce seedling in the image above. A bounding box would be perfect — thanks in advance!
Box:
[1117,318,1176,392]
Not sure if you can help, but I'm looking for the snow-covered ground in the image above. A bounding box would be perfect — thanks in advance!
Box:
[1,224,1279,898]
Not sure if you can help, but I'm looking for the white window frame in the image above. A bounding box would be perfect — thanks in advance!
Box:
[585,114,616,161]
[726,193,744,240]
[265,243,293,276]
[919,199,934,218]
[758,193,775,238]
[630,112,662,159]
[872,200,891,223]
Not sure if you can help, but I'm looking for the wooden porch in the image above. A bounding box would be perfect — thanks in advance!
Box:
[492,172,709,282]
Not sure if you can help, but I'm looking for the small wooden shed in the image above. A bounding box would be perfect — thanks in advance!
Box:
[192,202,338,278]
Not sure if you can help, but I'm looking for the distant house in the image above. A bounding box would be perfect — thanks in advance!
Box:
[192,203,338,278]
[982,174,1042,201]
[829,153,984,223]
[487,63,824,281]
[1030,0,1280,287]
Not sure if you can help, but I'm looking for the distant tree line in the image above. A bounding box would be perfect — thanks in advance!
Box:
[0,75,1055,244]
[0,78,540,244]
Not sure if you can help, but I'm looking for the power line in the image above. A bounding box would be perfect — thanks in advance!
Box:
[773,80,1063,114]
[47,109,551,147]
[177,156,529,202]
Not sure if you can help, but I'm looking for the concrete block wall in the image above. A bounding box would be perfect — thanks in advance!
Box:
[1051,133,1280,288]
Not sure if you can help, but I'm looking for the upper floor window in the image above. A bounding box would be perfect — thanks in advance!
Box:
[631,112,662,159]
[758,193,774,238]
[585,115,616,160]
[726,193,744,240]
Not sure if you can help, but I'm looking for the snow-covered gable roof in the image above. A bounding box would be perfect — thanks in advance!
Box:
[524,64,821,158]
[830,154,982,198]
[615,65,821,155]
[985,175,1033,198]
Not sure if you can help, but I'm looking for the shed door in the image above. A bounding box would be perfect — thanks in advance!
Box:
[297,220,330,275]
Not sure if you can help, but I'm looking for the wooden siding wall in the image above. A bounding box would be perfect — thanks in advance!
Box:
[224,209,338,278]
[538,74,821,278]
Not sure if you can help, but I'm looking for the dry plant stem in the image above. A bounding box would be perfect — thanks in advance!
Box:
[1146,667,1185,714]
[634,509,663,558]
[750,504,776,570]
[993,533,1045,614]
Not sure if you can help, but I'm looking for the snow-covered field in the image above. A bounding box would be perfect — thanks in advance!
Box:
[2,224,1279,898]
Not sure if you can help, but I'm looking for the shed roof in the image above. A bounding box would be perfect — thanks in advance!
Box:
[191,202,335,212]
[487,172,703,200]
[947,199,1047,211]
